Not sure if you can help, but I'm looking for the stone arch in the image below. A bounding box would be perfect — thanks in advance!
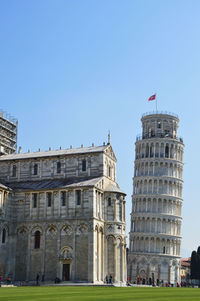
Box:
[46,224,57,236]
[17,225,29,235]
[61,224,73,235]
[60,245,73,260]
[31,224,43,235]
[1,223,9,233]
[99,226,104,234]
[139,256,148,265]
[76,223,88,234]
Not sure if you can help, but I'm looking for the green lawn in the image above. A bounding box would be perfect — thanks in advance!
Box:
[0,286,200,301]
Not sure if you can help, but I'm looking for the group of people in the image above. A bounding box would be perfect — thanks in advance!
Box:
[105,274,113,284]
[36,273,45,285]
[128,277,187,287]
[0,275,12,285]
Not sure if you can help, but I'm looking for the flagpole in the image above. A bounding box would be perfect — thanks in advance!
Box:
[155,93,157,112]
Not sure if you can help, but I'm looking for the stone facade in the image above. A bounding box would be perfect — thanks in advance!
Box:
[128,112,184,285]
[0,143,126,284]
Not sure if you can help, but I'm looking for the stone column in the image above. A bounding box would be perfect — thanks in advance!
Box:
[81,190,84,217]
[104,235,108,278]
[101,232,104,281]
[56,228,61,278]
[97,230,100,281]
[26,231,31,281]
[71,232,76,281]
[121,243,124,282]
[114,200,117,221]
[58,191,61,218]
[37,193,40,220]
[158,264,161,280]
[170,220,172,235]
[88,225,95,283]
[41,227,46,278]
[30,193,32,219]
[122,242,127,283]
[147,263,150,283]
[168,265,171,283]
[114,240,117,282]
[66,191,69,217]
[155,218,158,233]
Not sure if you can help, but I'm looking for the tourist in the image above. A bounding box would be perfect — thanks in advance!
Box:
[36,273,40,285]
[6,276,11,284]
[105,275,108,284]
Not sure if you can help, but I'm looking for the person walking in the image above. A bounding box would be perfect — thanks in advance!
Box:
[36,273,40,286]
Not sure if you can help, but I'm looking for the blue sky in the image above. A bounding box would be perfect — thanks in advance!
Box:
[0,0,200,257]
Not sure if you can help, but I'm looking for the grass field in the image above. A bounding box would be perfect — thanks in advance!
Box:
[0,286,200,301]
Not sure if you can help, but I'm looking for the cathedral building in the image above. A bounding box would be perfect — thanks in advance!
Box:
[0,112,127,284]
[128,112,184,285]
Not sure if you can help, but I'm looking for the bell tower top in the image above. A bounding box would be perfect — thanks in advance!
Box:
[141,111,179,140]
[0,110,18,155]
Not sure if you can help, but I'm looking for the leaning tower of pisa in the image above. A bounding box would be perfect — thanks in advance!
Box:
[128,112,184,285]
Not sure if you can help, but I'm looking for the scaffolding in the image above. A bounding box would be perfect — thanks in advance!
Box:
[0,110,18,155]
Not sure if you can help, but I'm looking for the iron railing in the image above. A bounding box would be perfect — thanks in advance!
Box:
[0,110,18,125]
[142,111,179,119]
[136,133,183,143]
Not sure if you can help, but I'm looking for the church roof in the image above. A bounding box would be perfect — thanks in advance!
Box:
[0,145,108,161]
[104,183,126,195]
[5,177,103,192]
[0,182,12,191]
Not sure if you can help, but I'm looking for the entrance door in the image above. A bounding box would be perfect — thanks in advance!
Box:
[63,264,70,281]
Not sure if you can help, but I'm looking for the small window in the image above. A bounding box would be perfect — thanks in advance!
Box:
[108,197,111,206]
[33,164,38,175]
[108,167,111,177]
[57,162,61,174]
[82,159,86,172]
[12,165,17,177]
[61,191,66,206]
[165,145,169,158]
[47,193,52,207]
[32,193,37,208]
[163,246,166,254]
[75,190,81,205]
[2,228,6,244]
[34,231,40,249]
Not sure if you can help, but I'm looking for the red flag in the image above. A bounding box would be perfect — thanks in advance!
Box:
[148,94,156,101]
